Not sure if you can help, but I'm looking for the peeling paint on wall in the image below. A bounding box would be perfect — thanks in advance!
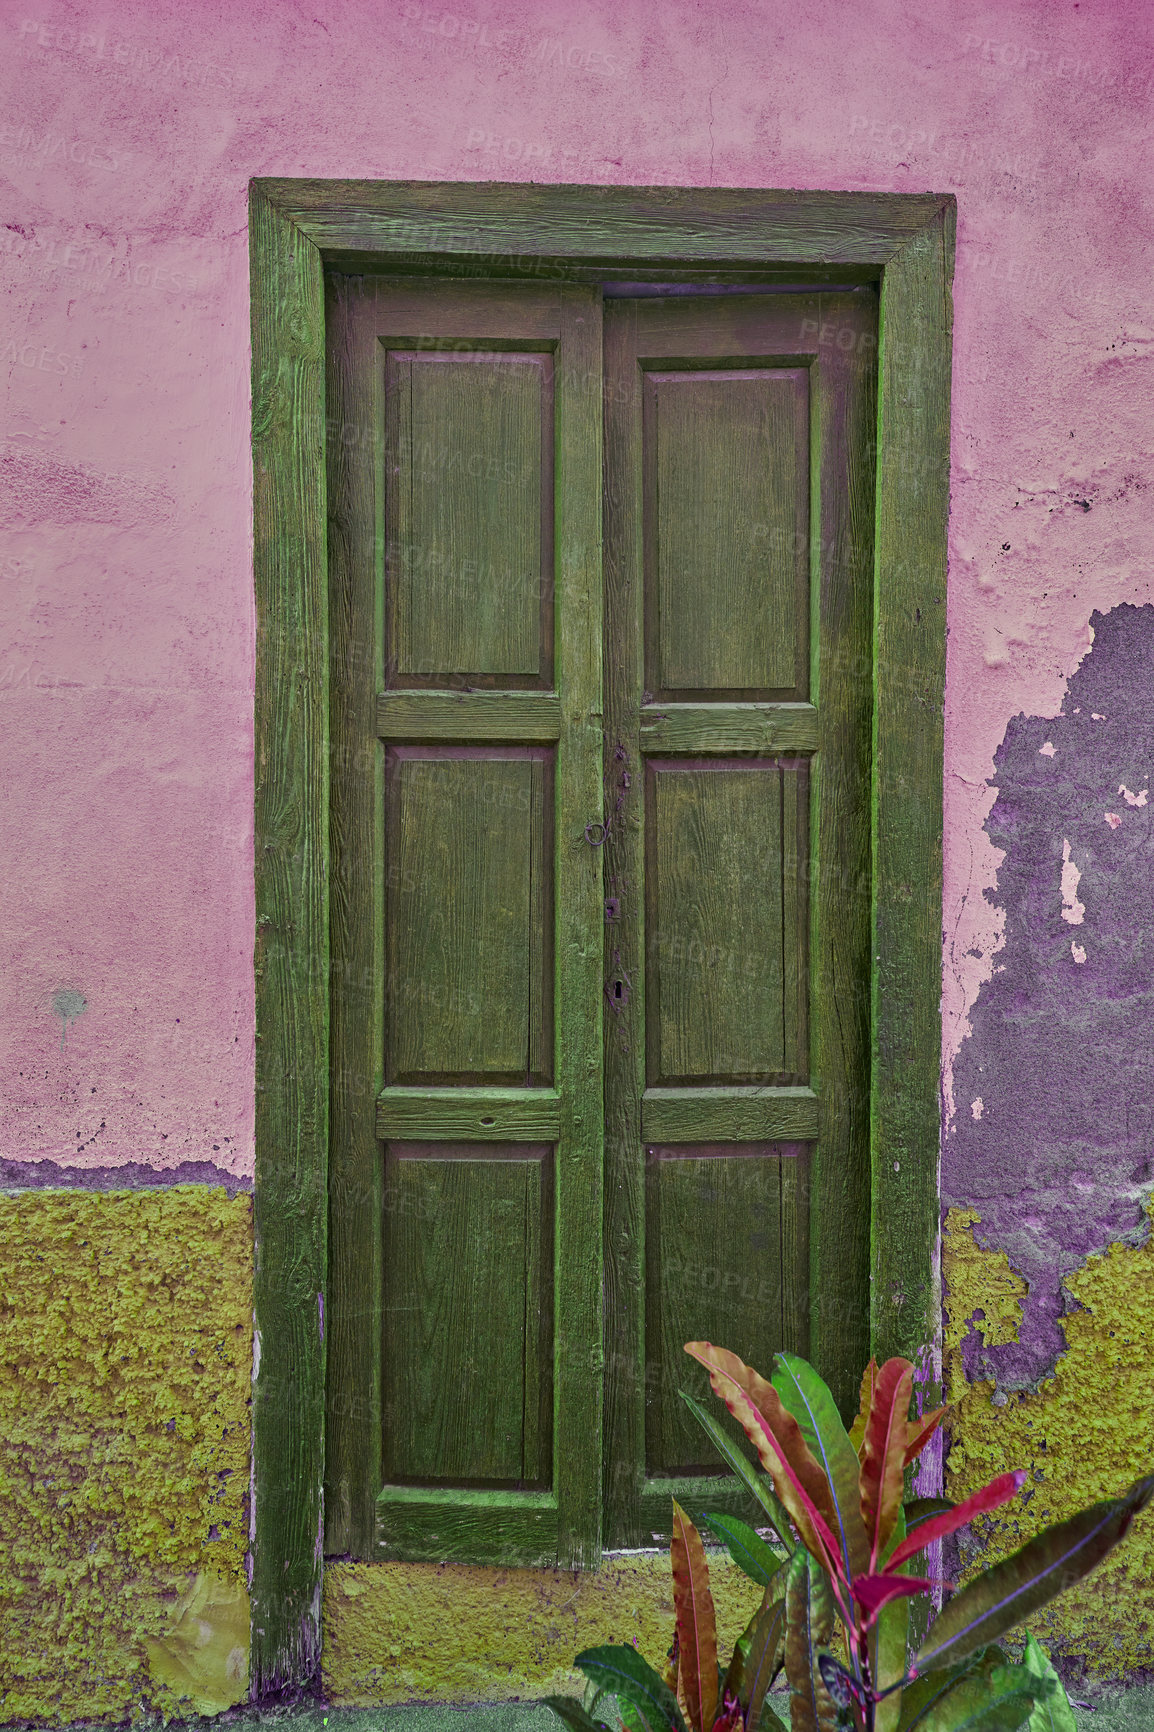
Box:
[943,1204,1154,1681]
[0,1187,252,1724]
[944,605,1154,1387]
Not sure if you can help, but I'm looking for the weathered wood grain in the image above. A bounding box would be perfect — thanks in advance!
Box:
[382,1149,552,1486]
[646,366,808,698]
[388,350,549,681]
[249,183,328,1691]
[324,265,383,1564]
[645,1149,786,1473]
[640,1086,819,1143]
[376,1087,562,1141]
[256,180,950,271]
[639,703,819,756]
[376,1487,558,1564]
[385,750,550,1083]
[870,210,952,1389]
[377,690,562,742]
[646,762,788,1085]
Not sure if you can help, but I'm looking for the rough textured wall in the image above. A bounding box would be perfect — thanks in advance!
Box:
[324,1553,763,1707]
[942,1203,1154,1680]
[0,1187,252,1724]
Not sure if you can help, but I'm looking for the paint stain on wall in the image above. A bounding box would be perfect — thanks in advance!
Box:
[50,985,86,1047]
[945,604,1154,1387]
[942,1204,1154,1681]
[0,1186,252,1724]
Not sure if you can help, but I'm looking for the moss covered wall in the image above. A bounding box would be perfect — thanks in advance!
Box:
[942,1204,1154,1682]
[323,1551,762,1708]
[0,1187,252,1725]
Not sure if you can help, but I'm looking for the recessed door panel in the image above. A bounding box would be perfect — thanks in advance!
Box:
[383,1144,553,1487]
[646,758,809,1085]
[385,748,553,1084]
[386,350,553,684]
[644,1144,810,1476]
[645,366,809,701]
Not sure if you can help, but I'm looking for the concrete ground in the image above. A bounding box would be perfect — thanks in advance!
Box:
[7,1684,1154,1731]
[134,1686,1154,1732]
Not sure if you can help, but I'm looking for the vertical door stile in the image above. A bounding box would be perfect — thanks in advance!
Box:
[602,298,646,1545]
[553,283,605,1567]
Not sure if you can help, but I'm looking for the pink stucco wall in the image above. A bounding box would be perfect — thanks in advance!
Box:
[0,0,1150,1181]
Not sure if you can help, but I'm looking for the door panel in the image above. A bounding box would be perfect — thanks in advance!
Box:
[645,366,810,699]
[603,291,875,1547]
[382,1143,553,1487]
[644,1143,810,1476]
[386,349,553,684]
[646,758,803,1085]
[326,276,602,1568]
[385,748,553,1084]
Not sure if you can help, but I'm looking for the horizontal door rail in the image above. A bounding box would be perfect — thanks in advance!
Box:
[377,690,562,742]
[377,1086,563,1141]
[641,1085,819,1142]
[640,702,819,756]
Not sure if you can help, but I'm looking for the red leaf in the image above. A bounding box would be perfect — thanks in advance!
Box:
[904,1404,947,1466]
[889,1471,1027,1570]
[671,1500,718,1732]
[684,1342,847,1585]
[851,1571,933,1619]
[858,1358,913,1565]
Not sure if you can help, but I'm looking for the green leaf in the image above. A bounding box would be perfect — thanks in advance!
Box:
[914,1473,1154,1673]
[575,1646,689,1732]
[1021,1634,1077,1732]
[774,1352,871,1582]
[699,1512,786,1588]
[678,1389,795,1551]
[541,1697,614,1732]
[755,1698,790,1732]
[740,1584,787,1730]
[897,1658,1043,1731]
[783,1547,839,1732]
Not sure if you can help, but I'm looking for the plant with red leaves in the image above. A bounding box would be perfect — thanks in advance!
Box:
[542,1347,1151,1732]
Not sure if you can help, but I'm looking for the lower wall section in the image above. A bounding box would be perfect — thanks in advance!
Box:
[323,1551,758,1706]
[0,1185,253,1725]
[943,1202,1154,1682]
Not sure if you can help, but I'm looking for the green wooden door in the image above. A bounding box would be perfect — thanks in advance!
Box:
[600,291,876,1547]
[325,277,875,1566]
[324,276,603,1567]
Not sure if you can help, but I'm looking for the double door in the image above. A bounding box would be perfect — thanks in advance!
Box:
[324,273,875,1565]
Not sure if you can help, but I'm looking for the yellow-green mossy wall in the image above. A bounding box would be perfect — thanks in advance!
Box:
[0,1186,253,1724]
[943,1203,1154,1679]
[323,1552,761,1707]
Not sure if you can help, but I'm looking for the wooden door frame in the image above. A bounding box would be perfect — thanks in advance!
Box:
[249,177,954,1692]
